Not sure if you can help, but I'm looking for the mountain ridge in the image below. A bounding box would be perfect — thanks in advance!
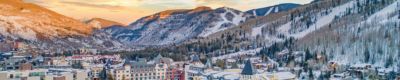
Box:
[86,18,125,29]
[246,3,301,16]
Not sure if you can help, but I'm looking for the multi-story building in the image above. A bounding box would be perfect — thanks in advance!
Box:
[89,64,104,79]
[3,56,27,70]
[74,70,90,80]
[0,69,47,80]
[112,60,169,80]
[110,54,187,80]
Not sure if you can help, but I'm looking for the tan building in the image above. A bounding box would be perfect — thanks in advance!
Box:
[19,63,33,71]
[90,65,104,79]
[113,62,169,80]
[53,76,66,80]
[21,76,41,80]
[0,69,47,80]
[74,71,89,80]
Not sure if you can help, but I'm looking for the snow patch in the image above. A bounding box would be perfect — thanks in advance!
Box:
[88,20,102,29]
[251,26,263,37]
[264,7,275,16]
[277,22,292,35]
[212,48,262,62]
[199,8,247,37]
[0,15,37,40]
[289,1,355,38]
[367,0,400,22]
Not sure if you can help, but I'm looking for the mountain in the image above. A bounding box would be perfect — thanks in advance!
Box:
[0,0,126,52]
[0,0,92,41]
[139,0,400,68]
[237,0,400,67]
[86,18,125,29]
[246,3,301,16]
[0,1,301,51]
[108,6,254,45]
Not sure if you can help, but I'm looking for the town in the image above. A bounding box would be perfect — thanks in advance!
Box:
[0,0,400,79]
[0,47,399,80]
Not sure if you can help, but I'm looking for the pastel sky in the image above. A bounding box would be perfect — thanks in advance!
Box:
[24,0,313,25]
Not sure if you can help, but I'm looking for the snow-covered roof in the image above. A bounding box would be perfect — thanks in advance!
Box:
[273,72,296,79]
[350,63,371,68]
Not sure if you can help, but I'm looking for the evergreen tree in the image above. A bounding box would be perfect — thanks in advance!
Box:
[387,70,396,80]
[305,48,312,61]
[308,69,314,79]
[364,48,370,63]
[340,49,345,55]
[99,67,108,80]
[384,56,393,68]
[398,2,400,19]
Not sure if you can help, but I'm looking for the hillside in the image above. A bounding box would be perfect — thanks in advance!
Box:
[0,0,125,52]
[132,0,400,69]
[106,6,254,46]
[0,0,92,41]
[86,18,125,29]
[246,3,301,16]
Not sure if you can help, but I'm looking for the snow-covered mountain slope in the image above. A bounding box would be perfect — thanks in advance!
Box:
[0,0,127,52]
[150,0,400,68]
[86,18,125,29]
[246,3,300,16]
[112,6,254,45]
[294,0,400,66]
[249,0,400,67]
[101,25,141,42]
[0,0,92,41]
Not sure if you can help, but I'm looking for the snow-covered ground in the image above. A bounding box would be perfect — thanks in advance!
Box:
[251,26,263,37]
[367,0,400,23]
[0,15,37,40]
[289,1,355,38]
[212,48,262,62]
[199,8,248,37]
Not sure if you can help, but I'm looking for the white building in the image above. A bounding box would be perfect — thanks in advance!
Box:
[0,69,47,80]
[112,55,171,80]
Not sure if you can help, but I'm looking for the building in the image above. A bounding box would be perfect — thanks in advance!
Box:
[240,60,259,80]
[78,48,98,54]
[112,61,169,80]
[3,56,27,70]
[19,63,33,71]
[185,54,206,80]
[111,55,173,80]
[0,69,47,80]
[89,64,104,79]
[74,70,89,80]
[45,69,88,80]
[53,76,66,80]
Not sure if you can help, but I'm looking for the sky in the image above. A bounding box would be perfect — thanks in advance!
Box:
[24,0,313,25]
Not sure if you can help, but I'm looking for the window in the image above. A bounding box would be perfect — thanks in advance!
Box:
[9,74,13,78]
